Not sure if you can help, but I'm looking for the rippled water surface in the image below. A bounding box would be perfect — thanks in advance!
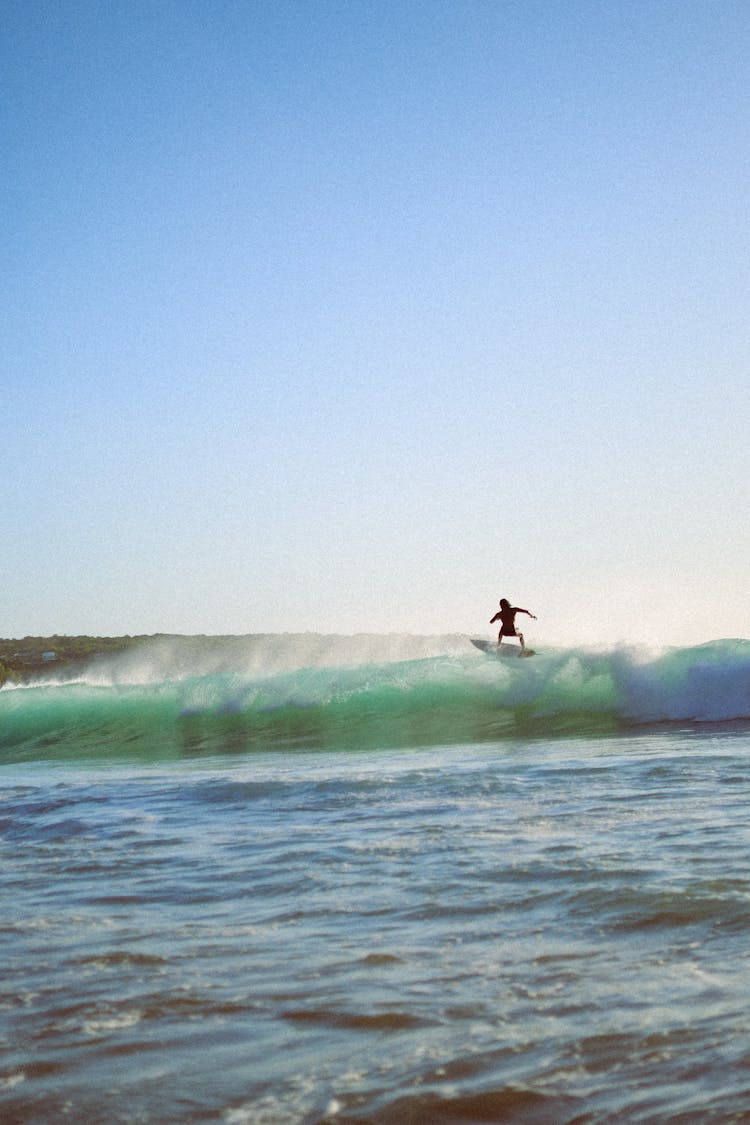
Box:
[3,728,750,1123]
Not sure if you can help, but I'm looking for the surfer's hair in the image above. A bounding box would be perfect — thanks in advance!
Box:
[499,598,510,608]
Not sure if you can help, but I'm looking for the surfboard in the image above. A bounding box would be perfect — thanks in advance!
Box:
[471,639,536,658]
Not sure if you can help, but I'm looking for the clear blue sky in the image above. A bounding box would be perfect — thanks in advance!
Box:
[3,0,749,645]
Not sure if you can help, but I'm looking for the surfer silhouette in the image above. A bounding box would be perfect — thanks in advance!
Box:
[490,598,537,650]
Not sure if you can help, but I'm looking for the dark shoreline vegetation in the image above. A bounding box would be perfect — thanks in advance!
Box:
[0,635,188,686]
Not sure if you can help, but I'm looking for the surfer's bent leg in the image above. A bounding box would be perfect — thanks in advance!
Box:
[518,632,525,649]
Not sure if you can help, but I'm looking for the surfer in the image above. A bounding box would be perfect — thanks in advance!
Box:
[490,598,536,650]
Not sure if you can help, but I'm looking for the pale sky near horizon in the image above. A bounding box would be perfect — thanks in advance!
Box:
[4,0,749,647]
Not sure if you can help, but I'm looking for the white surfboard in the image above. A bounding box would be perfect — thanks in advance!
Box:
[471,639,536,658]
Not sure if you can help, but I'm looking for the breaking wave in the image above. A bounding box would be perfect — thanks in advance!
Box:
[1,636,749,762]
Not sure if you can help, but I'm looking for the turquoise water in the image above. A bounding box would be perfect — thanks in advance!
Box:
[2,636,750,1123]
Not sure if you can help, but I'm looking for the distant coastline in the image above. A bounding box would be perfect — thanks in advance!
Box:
[0,634,158,685]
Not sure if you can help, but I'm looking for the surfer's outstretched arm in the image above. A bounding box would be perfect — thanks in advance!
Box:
[516,608,536,619]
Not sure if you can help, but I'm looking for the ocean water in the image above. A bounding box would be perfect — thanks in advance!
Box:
[2,635,750,1124]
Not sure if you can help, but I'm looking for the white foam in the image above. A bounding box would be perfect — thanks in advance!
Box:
[0,1072,25,1090]
[84,1008,143,1035]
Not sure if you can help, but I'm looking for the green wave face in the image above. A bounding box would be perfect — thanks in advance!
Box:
[2,639,749,763]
